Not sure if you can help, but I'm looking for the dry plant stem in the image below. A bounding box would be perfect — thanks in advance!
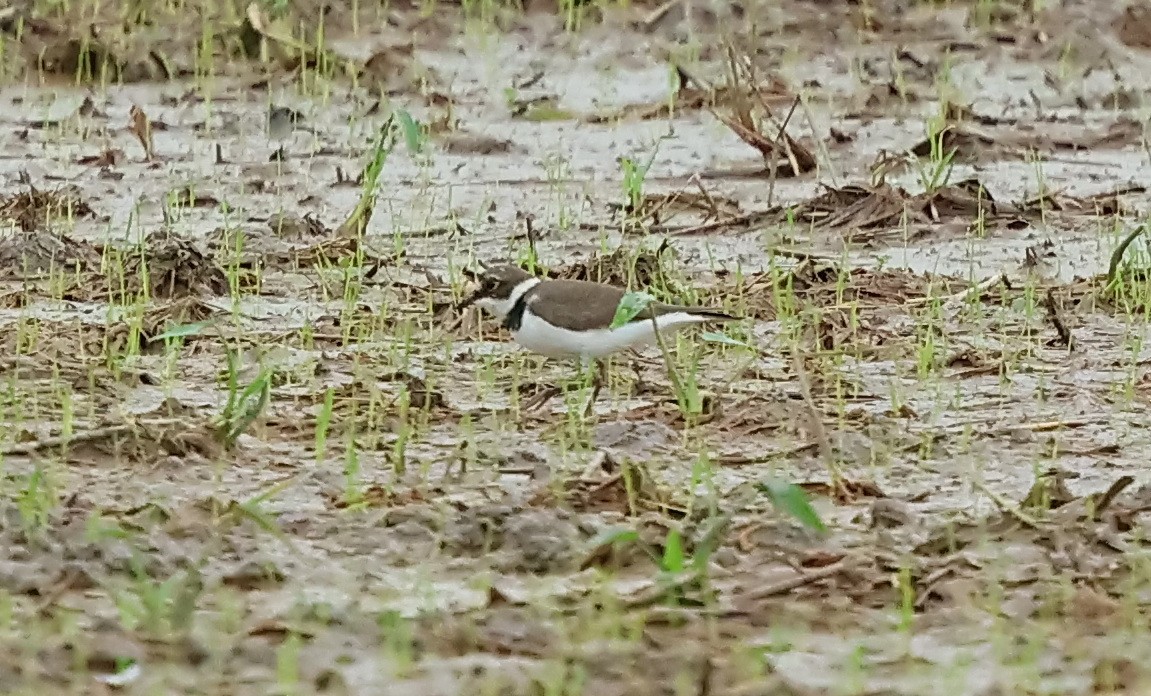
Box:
[622,570,703,609]
[971,479,1041,528]
[906,273,1004,309]
[743,557,857,601]
[715,441,819,466]
[709,44,814,178]
[649,315,688,411]
[665,209,777,237]
[1093,475,1135,518]
[767,95,801,208]
[524,214,538,268]
[0,424,135,455]
[799,94,839,188]
[689,173,721,220]
[641,194,675,224]
[791,352,843,486]
[996,416,1109,433]
[736,46,816,175]
[1105,223,1147,286]
[640,0,682,31]
[769,246,832,262]
[773,98,802,184]
[128,105,154,160]
[1043,287,1074,348]
[521,383,563,412]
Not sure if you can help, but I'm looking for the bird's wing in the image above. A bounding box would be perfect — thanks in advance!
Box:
[527,280,701,328]
[526,281,625,328]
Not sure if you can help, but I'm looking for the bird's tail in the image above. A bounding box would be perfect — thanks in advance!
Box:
[687,308,740,322]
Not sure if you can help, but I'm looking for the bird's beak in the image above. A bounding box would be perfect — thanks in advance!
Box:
[457,289,480,311]
[456,267,485,311]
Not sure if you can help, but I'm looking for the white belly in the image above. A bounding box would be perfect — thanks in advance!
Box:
[512,310,709,360]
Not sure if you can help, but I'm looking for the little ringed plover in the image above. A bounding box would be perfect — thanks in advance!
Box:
[459,261,739,409]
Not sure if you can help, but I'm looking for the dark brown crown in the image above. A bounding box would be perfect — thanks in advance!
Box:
[458,262,535,308]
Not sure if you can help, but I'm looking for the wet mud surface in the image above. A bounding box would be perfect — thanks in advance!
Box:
[2,0,1151,693]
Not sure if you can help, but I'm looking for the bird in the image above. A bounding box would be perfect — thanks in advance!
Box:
[458,261,739,411]
[266,104,315,160]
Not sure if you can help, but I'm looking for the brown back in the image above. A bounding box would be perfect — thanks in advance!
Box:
[525,279,727,330]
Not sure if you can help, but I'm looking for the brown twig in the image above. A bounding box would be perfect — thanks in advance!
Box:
[1092,475,1135,519]
[742,558,856,601]
[621,570,703,609]
[768,95,801,208]
[1,424,135,456]
[1105,223,1147,287]
[714,441,819,466]
[971,479,1042,529]
[689,173,721,220]
[904,273,1005,310]
[641,0,683,32]
[1042,286,1074,349]
[791,352,842,489]
[663,209,778,237]
[523,213,538,270]
[744,49,815,176]
[709,44,815,179]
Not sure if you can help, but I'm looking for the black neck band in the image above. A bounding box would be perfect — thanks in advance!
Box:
[504,292,529,331]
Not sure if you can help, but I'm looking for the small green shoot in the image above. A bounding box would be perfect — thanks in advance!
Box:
[660,528,686,573]
[587,526,642,550]
[395,108,427,154]
[913,119,957,193]
[150,320,215,344]
[757,479,827,533]
[609,291,655,329]
[619,140,664,221]
[315,387,335,463]
[337,115,398,238]
[218,348,273,448]
[16,464,57,535]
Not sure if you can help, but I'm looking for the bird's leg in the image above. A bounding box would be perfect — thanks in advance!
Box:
[582,358,607,417]
[520,359,606,415]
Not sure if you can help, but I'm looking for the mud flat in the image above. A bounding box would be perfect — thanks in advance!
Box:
[1,0,1150,693]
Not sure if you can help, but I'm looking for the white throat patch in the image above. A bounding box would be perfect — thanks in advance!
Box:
[475,277,541,320]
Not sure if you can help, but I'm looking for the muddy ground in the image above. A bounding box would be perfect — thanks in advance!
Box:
[1,0,1151,693]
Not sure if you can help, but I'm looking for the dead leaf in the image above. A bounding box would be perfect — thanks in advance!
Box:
[77,148,125,167]
[128,104,154,160]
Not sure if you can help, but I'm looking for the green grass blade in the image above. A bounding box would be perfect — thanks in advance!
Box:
[757,480,827,533]
[150,320,214,343]
[395,108,425,154]
[660,528,685,573]
[611,291,654,329]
